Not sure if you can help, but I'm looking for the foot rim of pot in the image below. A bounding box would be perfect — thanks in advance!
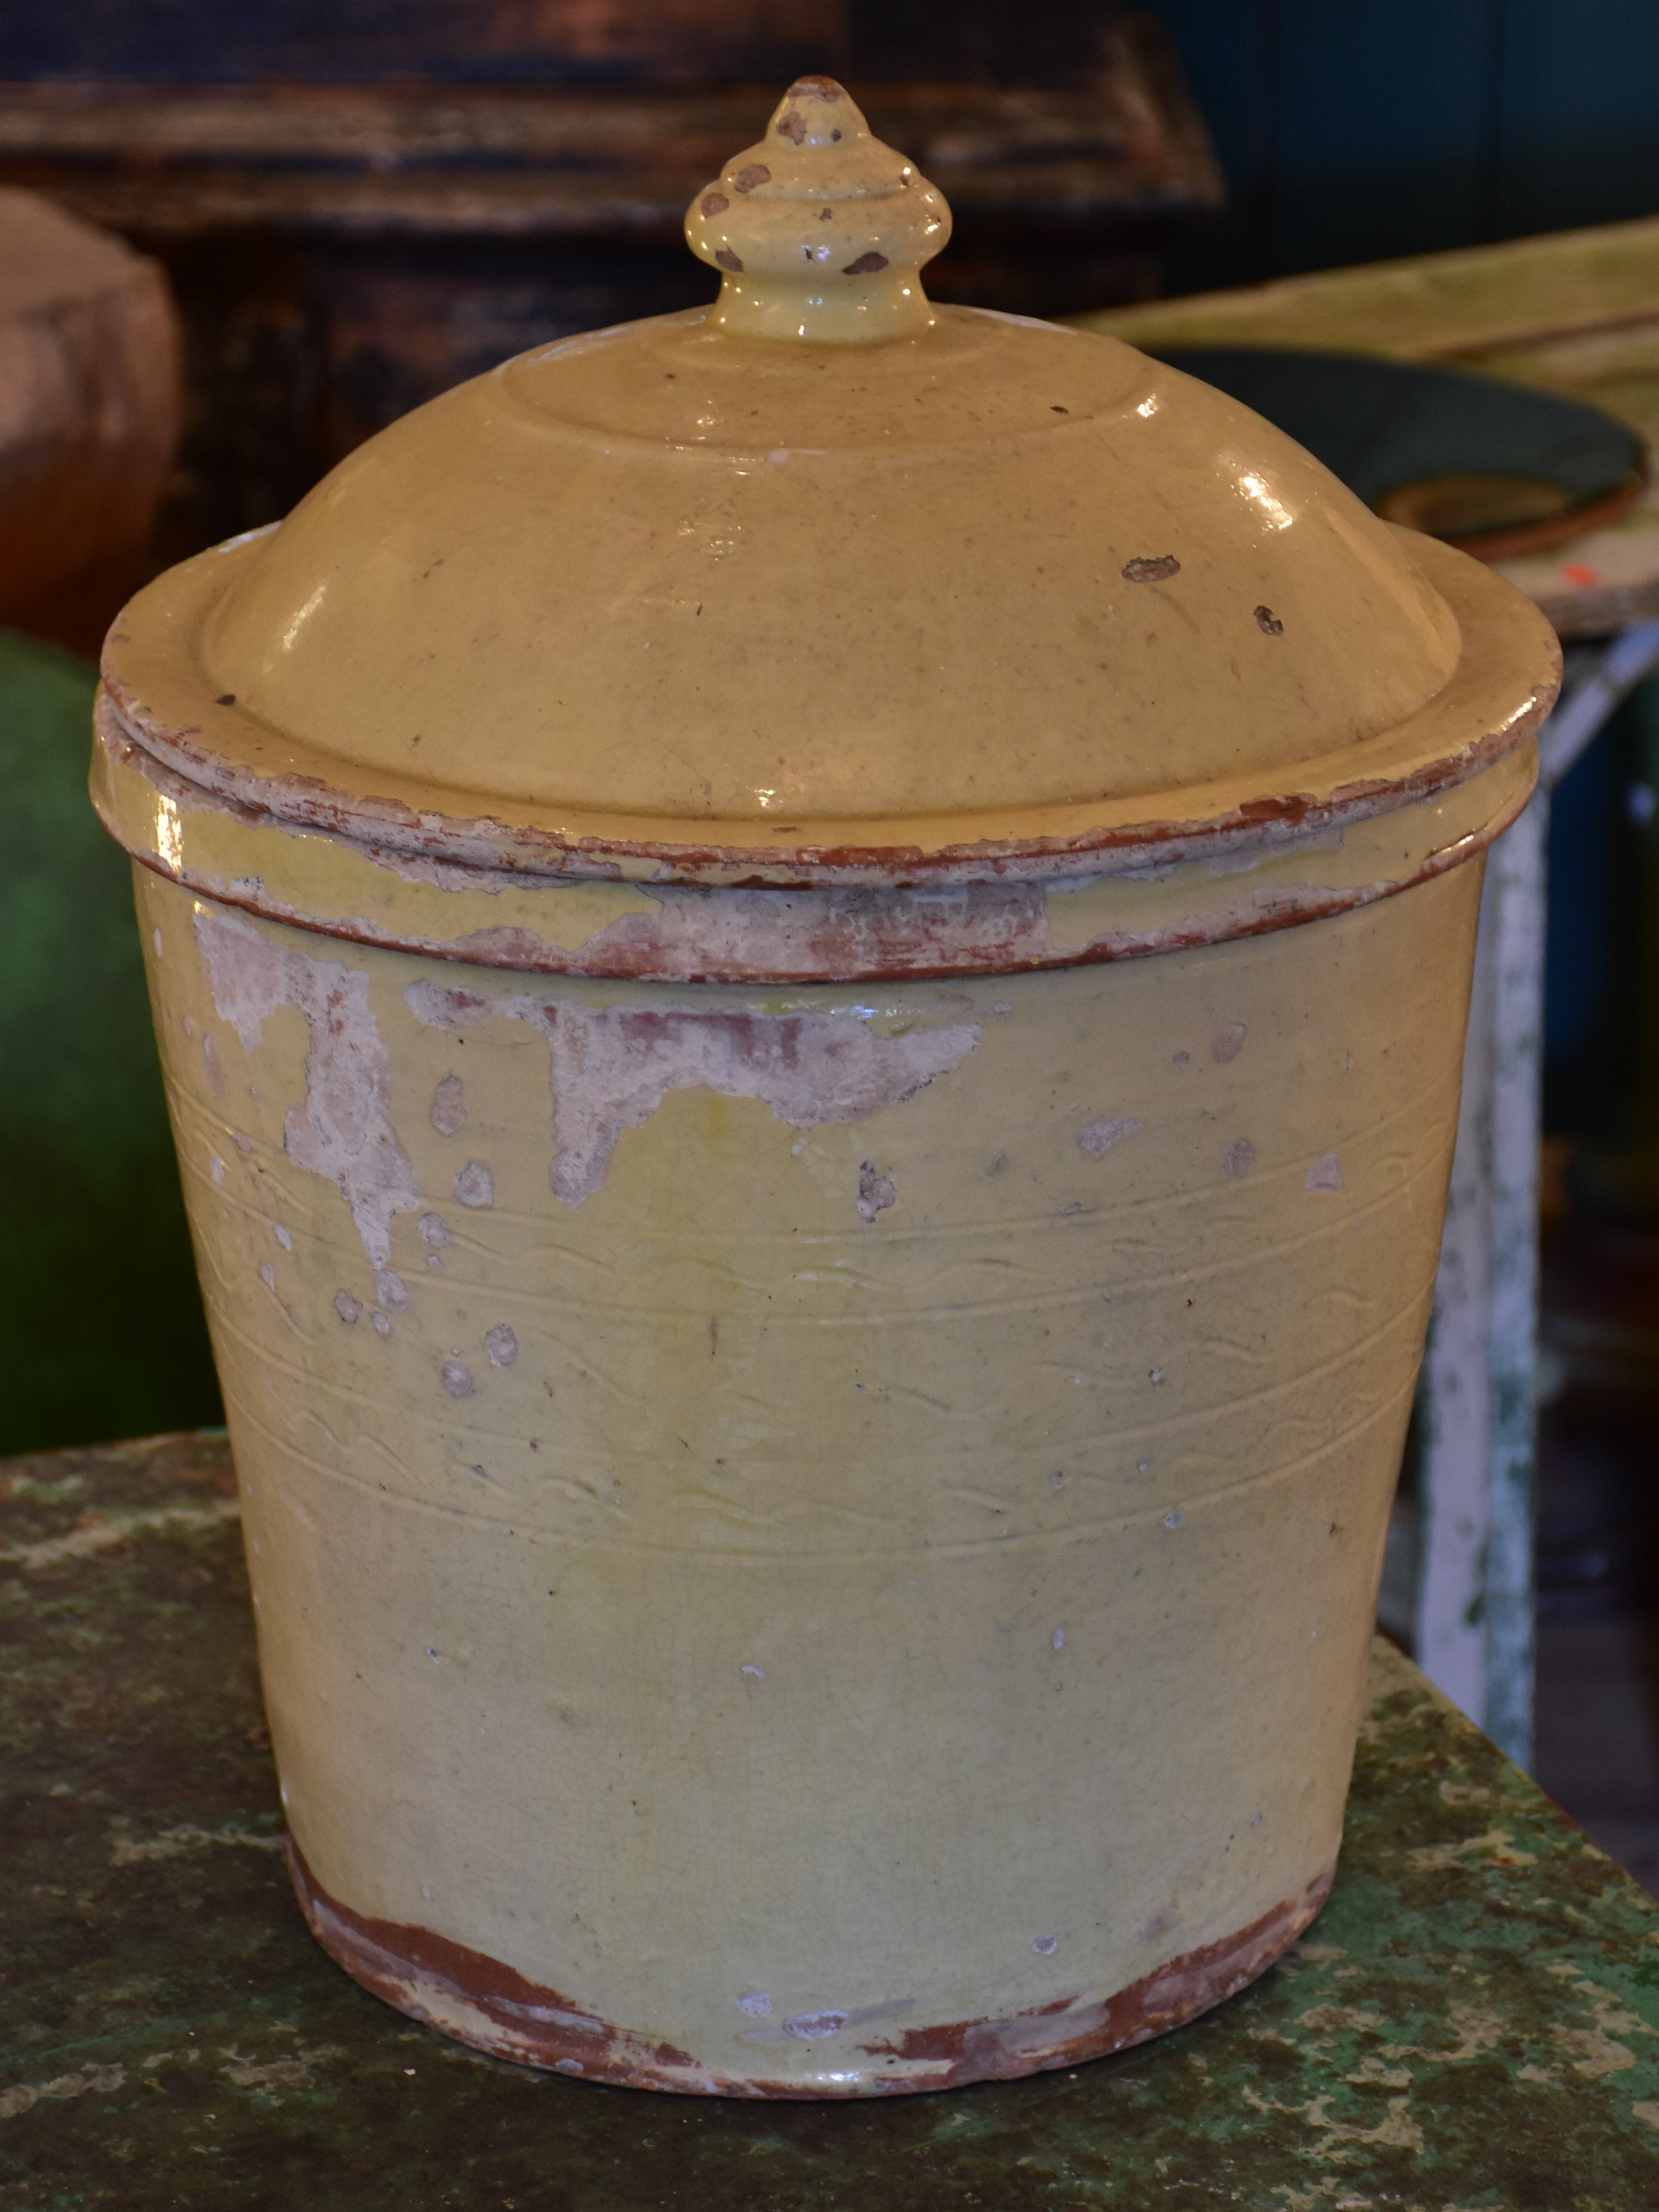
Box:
[287,1837,1335,2098]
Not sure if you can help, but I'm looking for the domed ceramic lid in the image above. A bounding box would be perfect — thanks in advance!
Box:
[101,76,1558,886]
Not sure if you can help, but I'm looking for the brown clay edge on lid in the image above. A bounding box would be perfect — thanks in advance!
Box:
[92,691,1537,983]
[98,531,1558,896]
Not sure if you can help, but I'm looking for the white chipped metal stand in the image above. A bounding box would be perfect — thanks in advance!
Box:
[1075,220,1659,1768]
[1415,621,1659,1764]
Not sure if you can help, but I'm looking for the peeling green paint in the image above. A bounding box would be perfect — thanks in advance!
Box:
[2,1433,1657,2210]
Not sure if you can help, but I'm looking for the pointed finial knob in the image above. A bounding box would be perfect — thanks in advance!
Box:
[685,77,951,343]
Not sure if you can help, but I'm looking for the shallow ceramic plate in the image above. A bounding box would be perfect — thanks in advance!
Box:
[1150,345,1647,561]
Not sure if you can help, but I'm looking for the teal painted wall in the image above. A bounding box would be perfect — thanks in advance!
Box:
[1154,1,1659,291]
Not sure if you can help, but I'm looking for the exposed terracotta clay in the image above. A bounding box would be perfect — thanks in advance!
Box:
[287,1837,1334,2096]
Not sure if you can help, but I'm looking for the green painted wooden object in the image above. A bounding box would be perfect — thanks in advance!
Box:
[2,1431,1657,2210]
[0,631,220,1454]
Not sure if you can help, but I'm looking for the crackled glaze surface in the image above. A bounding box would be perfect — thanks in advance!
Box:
[131,857,1480,2093]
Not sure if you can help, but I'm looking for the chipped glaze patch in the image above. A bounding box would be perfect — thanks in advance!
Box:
[429,1075,466,1135]
[856,1161,897,1223]
[1078,1115,1140,1158]
[453,1161,495,1209]
[194,909,419,1303]
[518,1004,979,1206]
[403,984,980,1206]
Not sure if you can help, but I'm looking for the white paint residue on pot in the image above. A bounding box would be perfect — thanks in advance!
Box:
[1307,1151,1345,1192]
[404,981,490,1032]
[195,910,418,1307]
[1078,1115,1140,1158]
[856,1162,896,1223]
[402,986,980,1206]
[430,1073,467,1135]
[453,1161,495,1208]
[503,1000,981,1206]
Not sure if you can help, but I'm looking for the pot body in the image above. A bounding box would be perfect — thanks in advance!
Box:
[135,854,1480,2095]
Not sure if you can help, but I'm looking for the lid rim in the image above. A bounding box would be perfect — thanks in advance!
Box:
[101,530,1559,890]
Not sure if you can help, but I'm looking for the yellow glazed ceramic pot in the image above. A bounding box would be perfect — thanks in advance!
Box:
[93,78,1559,2098]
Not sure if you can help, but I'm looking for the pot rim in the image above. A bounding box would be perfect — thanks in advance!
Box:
[94,690,1538,984]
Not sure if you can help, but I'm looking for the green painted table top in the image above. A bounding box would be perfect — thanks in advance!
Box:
[4,1434,1658,2211]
